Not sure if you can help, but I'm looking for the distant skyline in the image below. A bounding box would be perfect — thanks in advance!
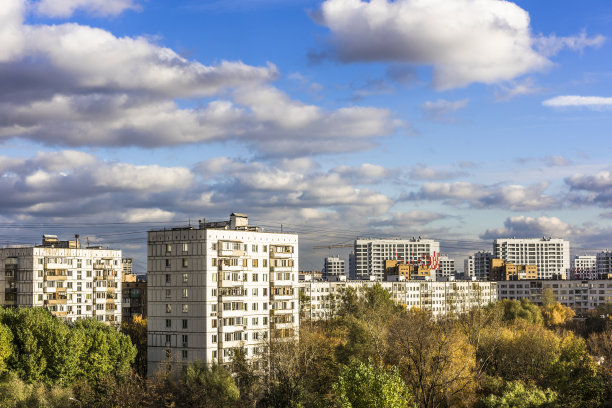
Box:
[2,0,612,270]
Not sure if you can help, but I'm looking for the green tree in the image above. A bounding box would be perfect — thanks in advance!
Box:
[333,359,415,408]
[121,314,147,377]
[72,318,136,382]
[177,361,240,408]
[0,372,73,408]
[482,381,557,408]
[0,323,13,375]
[499,299,543,325]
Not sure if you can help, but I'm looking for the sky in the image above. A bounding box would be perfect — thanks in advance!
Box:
[2,0,612,272]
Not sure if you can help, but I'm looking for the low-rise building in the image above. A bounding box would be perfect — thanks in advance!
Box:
[490,259,537,281]
[299,280,497,320]
[122,272,147,321]
[497,280,612,313]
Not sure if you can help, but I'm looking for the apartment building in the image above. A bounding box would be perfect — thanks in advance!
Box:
[596,250,612,279]
[299,280,497,320]
[438,256,455,278]
[571,255,597,280]
[0,235,122,324]
[497,280,612,313]
[147,214,299,375]
[464,251,493,280]
[490,259,537,281]
[493,238,569,279]
[323,256,345,279]
[351,238,440,280]
[122,272,147,320]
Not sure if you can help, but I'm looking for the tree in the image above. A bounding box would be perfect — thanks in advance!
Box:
[121,314,147,377]
[498,299,543,325]
[541,302,575,326]
[177,361,240,408]
[386,310,477,408]
[333,360,416,408]
[587,329,612,401]
[0,372,73,408]
[481,381,557,408]
[0,323,12,375]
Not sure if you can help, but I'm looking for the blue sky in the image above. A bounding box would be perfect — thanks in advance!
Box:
[2,0,612,271]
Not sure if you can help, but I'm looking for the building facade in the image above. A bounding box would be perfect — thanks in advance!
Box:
[352,238,440,280]
[323,256,345,279]
[493,238,570,279]
[0,235,122,324]
[299,280,498,320]
[147,214,299,375]
[464,251,493,280]
[437,256,455,278]
[122,272,147,320]
[572,255,597,280]
[596,251,612,279]
[497,280,612,313]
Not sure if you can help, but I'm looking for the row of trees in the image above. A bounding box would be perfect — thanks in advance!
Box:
[0,288,610,407]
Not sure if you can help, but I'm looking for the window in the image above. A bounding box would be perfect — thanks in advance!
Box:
[263,259,268,267]
[263,317,268,325]
[263,245,267,252]
[252,245,258,252]
[182,335,188,347]
[166,304,172,313]
[252,317,258,325]
[182,304,188,313]
[183,288,189,298]
[166,319,171,328]
[252,273,258,282]
[182,350,188,359]
[183,273,188,283]
[263,288,268,296]
[243,259,248,267]
[165,274,171,284]
[212,258,217,266]
[212,335,217,343]
[252,303,258,311]
[212,319,217,328]
[166,244,172,253]
[166,289,171,298]
[263,303,267,310]
[212,350,217,359]
[252,288,258,296]
[252,259,258,267]
[182,319,188,329]
[182,243,189,252]
[212,243,217,250]
[182,259,188,267]
[165,259,170,267]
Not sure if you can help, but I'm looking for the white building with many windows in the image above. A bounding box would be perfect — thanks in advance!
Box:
[596,250,612,278]
[147,214,299,375]
[437,256,455,278]
[351,238,440,280]
[572,255,597,280]
[493,238,570,279]
[300,280,497,320]
[464,251,493,280]
[497,280,612,313]
[323,256,345,279]
[0,235,122,324]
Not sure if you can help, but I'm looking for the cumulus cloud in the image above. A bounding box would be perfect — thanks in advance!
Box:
[35,0,141,17]
[313,0,603,89]
[480,216,612,252]
[333,163,389,184]
[0,0,398,156]
[565,170,612,207]
[495,77,541,101]
[421,99,468,122]
[409,165,462,181]
[406,181,557,211]
[480,216,572,239]
[542,95,612,109]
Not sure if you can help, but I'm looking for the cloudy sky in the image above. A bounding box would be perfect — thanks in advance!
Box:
[1,0,612,271]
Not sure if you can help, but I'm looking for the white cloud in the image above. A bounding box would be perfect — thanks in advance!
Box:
[0,1,398,156]
[421,99,468,122]
[480,216,572,239]
[35,0,141,18]
[542,95,612,109]
[120,208,175,223]
[314,0,603,89]
[495,77,541,101]
[407,181,557,211]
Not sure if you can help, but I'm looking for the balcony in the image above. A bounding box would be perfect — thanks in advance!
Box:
[56,287,67,292]
[53,311,68,317]
[45,298,67,305]
[45,273,68,281]
[218,248,245,257]
[93,264,109,269]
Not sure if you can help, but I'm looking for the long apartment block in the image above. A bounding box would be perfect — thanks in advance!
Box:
[0,235,122,324]
[497,280,612,313]
[299,280,498,320]
[493,237,569,279]
[147,213,299,375]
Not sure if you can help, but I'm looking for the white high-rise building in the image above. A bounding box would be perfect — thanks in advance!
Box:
[147,214,299,375]
[493,238,570,279]
[352,238,440,280]
[572,255,597,279]
[323,256,345,279]
[464,251,493,280]
[0,235,122,324]
[438,256,455,278]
